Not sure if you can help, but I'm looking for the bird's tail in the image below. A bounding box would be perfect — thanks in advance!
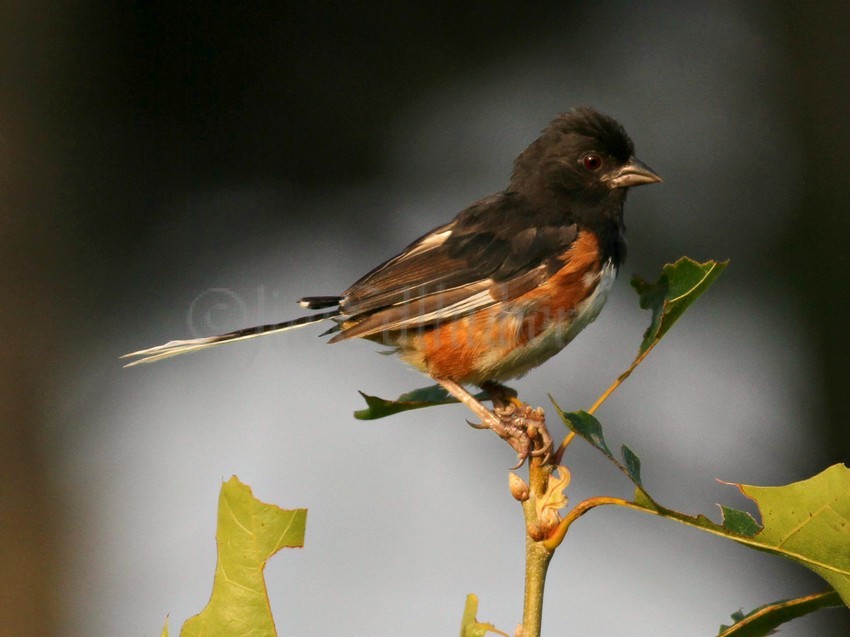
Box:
[122,308,341,367]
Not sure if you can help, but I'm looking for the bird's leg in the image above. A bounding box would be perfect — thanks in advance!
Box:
[480,380,521,408]
[435,378,552,467]
[435,378,530,464]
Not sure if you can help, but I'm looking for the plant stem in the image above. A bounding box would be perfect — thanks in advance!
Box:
[519,458,555,637]
[521,530,553,636]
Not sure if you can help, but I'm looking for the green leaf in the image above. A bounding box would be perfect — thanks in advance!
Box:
[179,476,307,637]
[558,403,850,609]
[354,385,488,420]
[586,258,728,414]
[720,506,761,537]
[559,410,614,459]
[459,594,510,637]
[566,423,850,609]
[717,589,843,636]
[621,445,643,489]
[631,257,728,355]
[735,465,850,605]
[556,407,647,493]
[557,407,763,540]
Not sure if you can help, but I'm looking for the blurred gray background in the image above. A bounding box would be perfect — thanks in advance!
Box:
[2,2,849,636]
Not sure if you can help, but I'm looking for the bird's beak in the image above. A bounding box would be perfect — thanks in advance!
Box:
[606,158,662,189]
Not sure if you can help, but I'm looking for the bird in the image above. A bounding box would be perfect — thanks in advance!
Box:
[124,107,661,462]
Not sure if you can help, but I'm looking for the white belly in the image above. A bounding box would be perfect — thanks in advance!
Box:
[487,259,617,381]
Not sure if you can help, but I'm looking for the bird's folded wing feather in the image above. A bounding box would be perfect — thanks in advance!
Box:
[333,195,578,341]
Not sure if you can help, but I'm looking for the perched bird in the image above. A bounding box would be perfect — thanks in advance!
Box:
[124,107,660,460]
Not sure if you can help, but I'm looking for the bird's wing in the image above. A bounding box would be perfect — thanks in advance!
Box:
[332,195,579,341]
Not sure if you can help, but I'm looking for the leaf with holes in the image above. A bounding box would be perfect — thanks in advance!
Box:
[177,476,307,637]
[733,465,850,605]
[631,257,728,356]
[587,258,728,414]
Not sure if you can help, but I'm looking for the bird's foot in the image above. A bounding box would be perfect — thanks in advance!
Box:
[435,378,553,468]
[468,402,553,469]
[481,382,553,467]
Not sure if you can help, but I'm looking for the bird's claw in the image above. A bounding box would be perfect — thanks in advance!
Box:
[529,436,553,466]
[508,454,527,472]
[476,400,553,468]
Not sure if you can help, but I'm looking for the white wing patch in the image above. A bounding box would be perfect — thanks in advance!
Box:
[378,285,494,330]
[402,228,452,258]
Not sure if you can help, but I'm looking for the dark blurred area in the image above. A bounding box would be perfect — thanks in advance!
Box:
[1,2,848,636]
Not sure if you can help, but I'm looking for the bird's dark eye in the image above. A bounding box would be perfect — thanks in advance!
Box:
[582,153,603,171]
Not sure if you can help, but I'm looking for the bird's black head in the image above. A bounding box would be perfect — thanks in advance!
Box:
[509,107,660,205]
